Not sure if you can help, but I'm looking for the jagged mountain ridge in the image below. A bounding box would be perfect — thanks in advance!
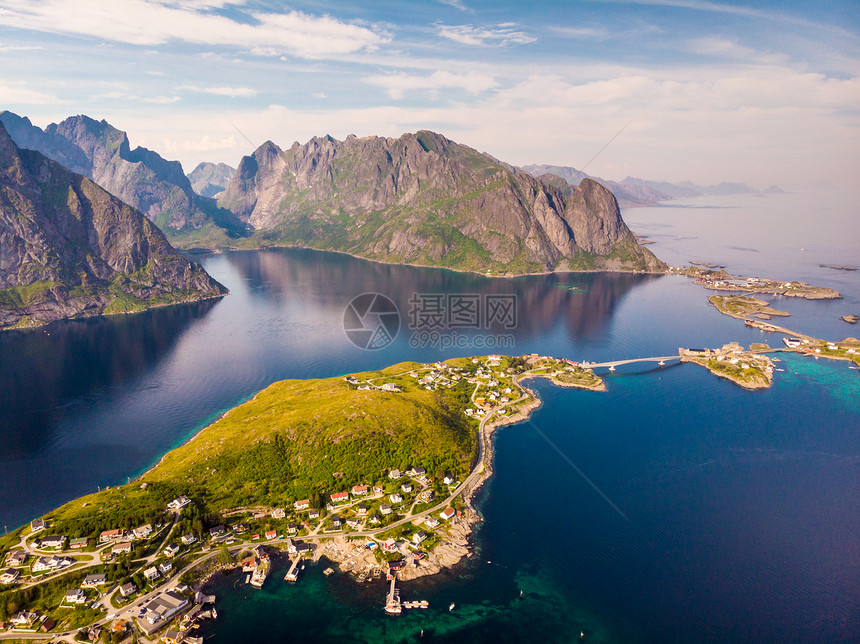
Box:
[188,162,235,198]
[217,130,663,274]
[0,111,243,237]
[0,121,226,330]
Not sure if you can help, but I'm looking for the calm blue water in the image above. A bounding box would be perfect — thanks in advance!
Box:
[1,192,858,641]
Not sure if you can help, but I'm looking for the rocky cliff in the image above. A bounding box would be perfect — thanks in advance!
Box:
[218,131,663,274]
[0,111,244,238]
[188,162,235,198]
[0,121,226,330]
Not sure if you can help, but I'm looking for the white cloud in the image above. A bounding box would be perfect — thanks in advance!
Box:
[549,25,611,40]
[313,92,328,99]
[181,85,258,98]
[0,0,390,59]
[439,0,470,11]
[363,70,498,99]
[437,23,536,47]
[0,82,58,104]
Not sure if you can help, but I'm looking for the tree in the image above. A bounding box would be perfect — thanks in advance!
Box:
[218,546,232,565]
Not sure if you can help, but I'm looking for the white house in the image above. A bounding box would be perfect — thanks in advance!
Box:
[440,507,456,521]
[0,568,20,584]
[167,496,191,510]
[412,531,428,545]
[133,524,153,539]
[390,493,403,504]
[65,588,87,604]
[143,566,160,582]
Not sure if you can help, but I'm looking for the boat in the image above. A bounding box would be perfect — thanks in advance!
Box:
[211,608,217,620]
[323,568,334,576]
[250,563,268,588]
[449,602,455,612]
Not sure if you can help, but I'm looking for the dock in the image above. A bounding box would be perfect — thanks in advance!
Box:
[384,575,401,614]
[284,558,301,582]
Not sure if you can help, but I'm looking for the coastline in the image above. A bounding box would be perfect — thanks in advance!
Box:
[174,241,667,279]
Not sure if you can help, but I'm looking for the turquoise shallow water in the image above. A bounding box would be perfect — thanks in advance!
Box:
[1,192,858,641]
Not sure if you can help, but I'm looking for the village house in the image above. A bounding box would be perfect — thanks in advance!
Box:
[424,517,440,528]
[99,529,125,544]
[330,517,342,529]
[265,530,277,540]
[412,531,428,545]
[32,555,73,572]
[356,504,368,515]
[308,509,320,519]
[381,538,398,553]
[390,493,403,504]
[380,383,400,392]
[287,524,298,535]
[234,523,250,533]
[119,582,136,597]
[380,504,393,515]
[40,535,67,550]
[272,508,286,519]
[133,524,153,539]
[144,566,160,582]
[440,507,456,521]
[419,490,434,503]
[64,588,87,604]
[208,525,227,539]
[389,469,402,479]
[82,573,107,588]
[142,591,189,625]
[167,496,191,511]
[373,485,384,495]
[346,517,361,529]
[0,568,20,584]
[30,519,46,533]
[294,499,310,510]
[181,534,197,546]
[159,561,173,575]
[11,610,39,627]
[111,542,132,556]
[69,537,89,549]
[163,543,180,558]
[6,551,27,566]
[369,515,381,525]
[352,485,369,496]
[401,483,413,493]
[330,491,350,503]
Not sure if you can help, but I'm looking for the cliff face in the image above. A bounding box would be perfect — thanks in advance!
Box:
[0,121,226,330]
[218,130,663,274]
[0,111,233,233]
[187,162,235,198]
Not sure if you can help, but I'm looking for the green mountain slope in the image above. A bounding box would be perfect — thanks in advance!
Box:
[218,130,664,274]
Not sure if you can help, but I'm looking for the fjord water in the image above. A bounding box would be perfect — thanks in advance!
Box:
[1,191,858,641]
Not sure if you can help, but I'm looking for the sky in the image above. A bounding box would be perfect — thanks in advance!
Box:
[1,0,858,188]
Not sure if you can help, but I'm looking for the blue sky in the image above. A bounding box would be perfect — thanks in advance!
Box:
[1,0,858,187]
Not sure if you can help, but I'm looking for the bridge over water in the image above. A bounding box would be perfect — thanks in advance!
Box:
[576,356,681,371]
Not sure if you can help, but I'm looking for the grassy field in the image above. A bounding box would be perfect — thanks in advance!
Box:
[18,362,479,543]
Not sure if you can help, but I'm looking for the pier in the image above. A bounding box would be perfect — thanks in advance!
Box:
[384,575,401,614]
[285,557,301,582]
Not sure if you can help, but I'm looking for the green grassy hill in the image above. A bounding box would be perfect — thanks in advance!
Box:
[15,362,478,542]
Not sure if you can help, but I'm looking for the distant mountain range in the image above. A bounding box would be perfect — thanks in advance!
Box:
[215,131,663,274]
[0,121,226,330]
[521,164,783,207]
[1,111,665,275]
[188,161,235,198]
[0,111,245,245]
